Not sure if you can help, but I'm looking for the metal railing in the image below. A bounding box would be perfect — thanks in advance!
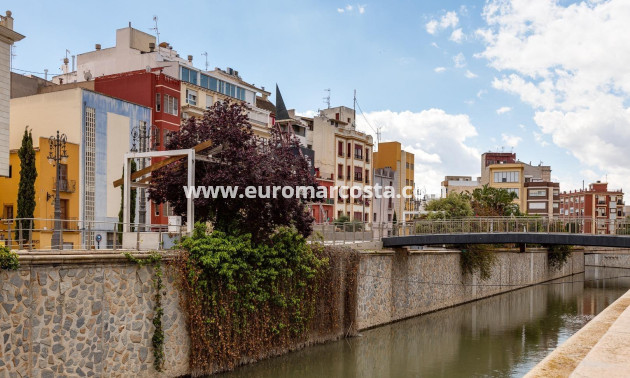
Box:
[0,217,187,251]
[399,216,630,237]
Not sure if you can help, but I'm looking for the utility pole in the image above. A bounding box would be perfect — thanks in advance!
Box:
[323,88,330,109]
[48,131,68,249]
[353,89,356,129]
[201,52,208,71]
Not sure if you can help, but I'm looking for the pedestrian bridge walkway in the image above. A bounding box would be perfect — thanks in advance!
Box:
[382,217,630,248]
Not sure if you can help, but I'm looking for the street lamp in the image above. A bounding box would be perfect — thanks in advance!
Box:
[48,130,68,249]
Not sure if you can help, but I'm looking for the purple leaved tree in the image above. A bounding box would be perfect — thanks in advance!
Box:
[148,100,316,242]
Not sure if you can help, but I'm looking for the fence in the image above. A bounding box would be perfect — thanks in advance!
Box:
[0,218,186,251]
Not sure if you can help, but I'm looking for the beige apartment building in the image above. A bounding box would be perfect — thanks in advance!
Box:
[441,175,480,198]
[311,106,373,222]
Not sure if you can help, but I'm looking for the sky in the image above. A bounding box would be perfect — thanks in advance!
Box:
[8,0,630,195]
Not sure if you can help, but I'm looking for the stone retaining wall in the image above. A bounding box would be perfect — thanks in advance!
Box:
[586,253,630,269]
[356,249,585,330]
[0,254,189,378]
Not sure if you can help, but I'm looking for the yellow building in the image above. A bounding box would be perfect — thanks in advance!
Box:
[486,163,526,211]
[373,142,415,221]
[0,136,80,249]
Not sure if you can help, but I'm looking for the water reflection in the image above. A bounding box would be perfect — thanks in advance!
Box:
[222,267,630,378]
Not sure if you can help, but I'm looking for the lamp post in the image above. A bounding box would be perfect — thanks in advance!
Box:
[48,131,68,249]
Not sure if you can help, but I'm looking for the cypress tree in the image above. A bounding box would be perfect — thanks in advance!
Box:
[16,128,37,242]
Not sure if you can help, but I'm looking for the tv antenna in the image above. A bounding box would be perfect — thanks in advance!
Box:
[323,88,331,109]
[151,16,160,45]
[201,52,208,71]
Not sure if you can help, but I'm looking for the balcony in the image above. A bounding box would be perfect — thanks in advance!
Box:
[354,175,363,182]
[53,179,76,193]
[355,153,363,160]
[338,174,344,180]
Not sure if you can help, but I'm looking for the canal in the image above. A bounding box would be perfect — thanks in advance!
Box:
[222,266,630,378]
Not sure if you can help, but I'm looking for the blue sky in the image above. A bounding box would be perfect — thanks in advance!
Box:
[9,0,630,194]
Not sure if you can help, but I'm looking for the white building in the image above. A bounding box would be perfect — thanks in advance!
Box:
[51,25,273,134]
[0,11,24,177]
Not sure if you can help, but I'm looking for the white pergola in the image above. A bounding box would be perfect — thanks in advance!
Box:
[122,149,196,233]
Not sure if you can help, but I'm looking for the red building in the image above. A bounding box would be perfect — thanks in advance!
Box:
[94,68,181,226]
[560,181,624,234]
[312,168,334,223]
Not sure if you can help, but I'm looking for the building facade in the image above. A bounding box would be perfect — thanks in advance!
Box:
[10,88,151,248]
[373,141,415,221]
[0,138,81,249]
[560,182,624,234]
[441,175,480,198]
[311,106,373,222]
[94,69,181,226]
[373,167,397,225]
[524,181,560,217]
[0,11,24,177]
[52,26,272,136]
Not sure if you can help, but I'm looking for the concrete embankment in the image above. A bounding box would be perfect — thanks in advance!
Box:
[0,247,585,376]
[356,248,584,330]
[526,288,630,377]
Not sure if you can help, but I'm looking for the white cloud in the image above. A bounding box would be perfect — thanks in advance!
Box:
[453,53,466,68]
[337,8,344,13]
[496,106,511,114]
[476,89,487,98]
[533,131,549,147]
[356,109,480,194]
[296,110,317,118]
[518,124,526,130]
[346,4,353,11]
[465,70,478,79]
[426,11,459,35]
[450,28,464,43]
[338,4,366,14]
[477,0,630,190]
[434,66,446,73]
[501,133,522,148]
[431,42,439,48]
[358,4,366,14]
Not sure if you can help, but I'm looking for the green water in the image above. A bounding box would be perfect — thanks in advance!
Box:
[221,266,630,378]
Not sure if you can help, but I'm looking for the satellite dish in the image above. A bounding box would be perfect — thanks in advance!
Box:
[83,70,93,81]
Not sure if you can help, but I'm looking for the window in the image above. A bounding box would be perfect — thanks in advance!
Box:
[347,165,351,180]
[365,148,370,162]
[347,143,351,157]
[200,74,209,89]
[8,165,11,178]
[406,162,410,169]
[528,202,546,210]
[506,188,519,198]
[156,93,161,112]
[163,94,178,115]
[494,171,519,183]
[155,204,161,217]
[181,67,197,85]
[186,89,198,106]
[365,169,369,184]
[338,164,343,179]
[553,202,559,209]
[354,145,363,160]
[529,189,547,197]
[3,205,13,219]
[163,129,171,148]
[354,167,363,182]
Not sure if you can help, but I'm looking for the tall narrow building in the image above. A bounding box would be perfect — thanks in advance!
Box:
[373,142,415,221]
[0,11,24,177]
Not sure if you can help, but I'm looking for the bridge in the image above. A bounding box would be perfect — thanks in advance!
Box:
[382,217,630,249]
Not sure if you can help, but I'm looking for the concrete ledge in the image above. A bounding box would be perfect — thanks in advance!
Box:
[571,290,630,377]
[525,289,630,378]
[14,250,180,265]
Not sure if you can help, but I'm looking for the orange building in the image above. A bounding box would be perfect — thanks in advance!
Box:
[0,136,81,249]
[373,142,415,221]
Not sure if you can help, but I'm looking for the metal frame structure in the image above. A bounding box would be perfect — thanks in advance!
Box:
[122,149,195,233]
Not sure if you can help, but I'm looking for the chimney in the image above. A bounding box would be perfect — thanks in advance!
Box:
[95,44,101,50]
[187,55,193,63]
[149,42,155,52]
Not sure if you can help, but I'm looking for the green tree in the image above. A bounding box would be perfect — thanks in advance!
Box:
[117,160,137,239]
[425,192,473,219]
[470,184,520,216]
[16,128,37,241]
[392,211,398,224]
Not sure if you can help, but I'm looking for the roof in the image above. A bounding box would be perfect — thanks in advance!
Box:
[256,97,276,115]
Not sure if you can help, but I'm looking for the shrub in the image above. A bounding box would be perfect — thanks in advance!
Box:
[0,246,19,270]
[547,245,572,270]
[460,244,497,281]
